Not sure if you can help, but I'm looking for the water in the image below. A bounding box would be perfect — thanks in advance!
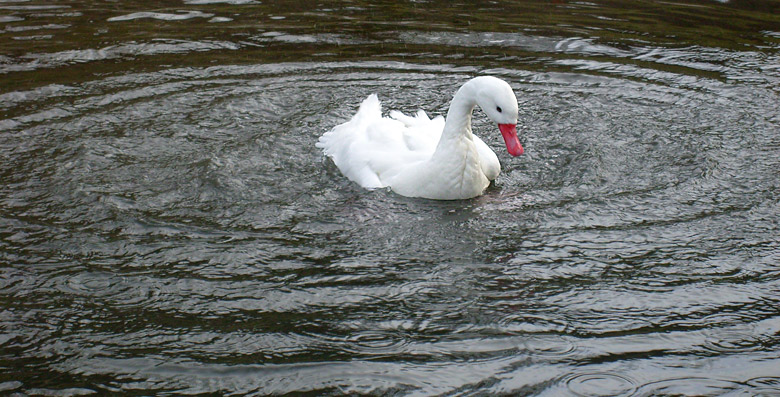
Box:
[1,0,779,395]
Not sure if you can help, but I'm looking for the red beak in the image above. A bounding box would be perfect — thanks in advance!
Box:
[498,124,524,156]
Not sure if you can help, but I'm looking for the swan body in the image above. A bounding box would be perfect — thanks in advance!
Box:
[316,76,523,200]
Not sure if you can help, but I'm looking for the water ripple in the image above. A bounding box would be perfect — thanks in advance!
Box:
[107,11,214,22]
[635,378,744,396]
[0,40,240,74]
[2,2,779,392]
[344,329,410,357]
[564,372,638,397]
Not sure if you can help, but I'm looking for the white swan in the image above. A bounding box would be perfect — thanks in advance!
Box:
[316,76,523,200]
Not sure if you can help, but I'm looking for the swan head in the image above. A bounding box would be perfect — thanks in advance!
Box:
[472,76,524,156]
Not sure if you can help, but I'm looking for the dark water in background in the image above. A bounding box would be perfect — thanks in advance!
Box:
[2,0,780,395]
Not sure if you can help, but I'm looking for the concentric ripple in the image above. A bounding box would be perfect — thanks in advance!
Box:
[564,372,638,397]
[2,0,780,394]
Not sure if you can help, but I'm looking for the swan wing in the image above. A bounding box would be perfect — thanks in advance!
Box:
[473,133,501,181]
[389,110,444,154]
[317,95,439,188]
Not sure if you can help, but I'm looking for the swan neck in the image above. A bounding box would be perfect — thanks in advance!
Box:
[442,81,478,141]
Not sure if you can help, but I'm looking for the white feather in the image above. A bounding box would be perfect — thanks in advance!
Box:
[316,76,521,199]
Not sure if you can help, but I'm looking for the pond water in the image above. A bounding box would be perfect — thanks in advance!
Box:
[2,0,779,395]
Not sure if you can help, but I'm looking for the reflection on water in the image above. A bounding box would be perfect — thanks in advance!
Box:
[1,0,779,395]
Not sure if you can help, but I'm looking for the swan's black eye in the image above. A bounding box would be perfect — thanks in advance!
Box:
[496,106,502,113]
